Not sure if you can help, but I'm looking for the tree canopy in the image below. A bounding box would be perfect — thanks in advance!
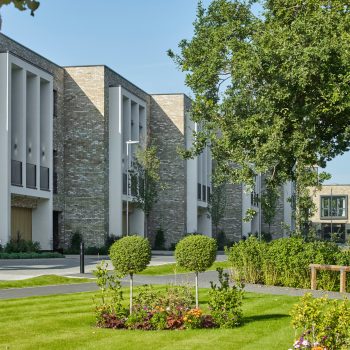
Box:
[0,0,39,30]
[0,0,39,15]
[169,0,350,199]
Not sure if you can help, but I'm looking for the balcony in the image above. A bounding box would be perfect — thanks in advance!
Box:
[40,166,50,191]
[26,163,36,189]
[11,160,22,186]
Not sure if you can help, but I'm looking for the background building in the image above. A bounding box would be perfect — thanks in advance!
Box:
[310,184,350,243]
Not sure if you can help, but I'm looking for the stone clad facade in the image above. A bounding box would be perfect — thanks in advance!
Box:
[149,94,187,246]
[0,33,294,250]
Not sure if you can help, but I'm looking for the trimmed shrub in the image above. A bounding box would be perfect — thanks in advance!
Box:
[175,234,217,273]
[175,234,217,307]
[109,235,151,277]
[0,252,63,259]
[109,235,151,313]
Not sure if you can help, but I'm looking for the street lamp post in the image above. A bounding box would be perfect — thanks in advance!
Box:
[126,140,139,236]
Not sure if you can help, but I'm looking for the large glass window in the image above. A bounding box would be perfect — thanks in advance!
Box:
[321,196,347,218]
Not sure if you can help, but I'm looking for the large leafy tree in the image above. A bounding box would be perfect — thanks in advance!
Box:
[0,0,39,29]
[169,0,350,231]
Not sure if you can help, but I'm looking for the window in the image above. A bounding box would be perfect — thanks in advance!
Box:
[321,196,347,218]
[53,90,58,117]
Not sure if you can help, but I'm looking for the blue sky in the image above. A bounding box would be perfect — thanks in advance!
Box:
[1,0,349,183]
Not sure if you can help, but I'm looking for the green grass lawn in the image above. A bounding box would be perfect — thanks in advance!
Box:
[141,261,231,275]
[0,287,297,350]
[0,275,93,290]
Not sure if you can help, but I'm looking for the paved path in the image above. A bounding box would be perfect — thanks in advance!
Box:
[0,270,349,300]
[0,253,227,281]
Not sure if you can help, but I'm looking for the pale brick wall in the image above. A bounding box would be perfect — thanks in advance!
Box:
[219,183,243,242]
[310,185,350,225]
[149,94,187,248]
[63,66,106,247]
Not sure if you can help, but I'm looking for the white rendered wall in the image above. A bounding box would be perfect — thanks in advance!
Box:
[11,67,25,167]
[0,53,11,246]
[197,209,212,236]
[6,54,53,248]
[108,87,123,236]
[32,198,52,249]
[110,87,146,237]
[130,208,144,235]
[185,113,198,233]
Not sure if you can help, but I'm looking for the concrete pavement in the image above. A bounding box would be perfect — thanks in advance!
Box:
[0,252,227,281]
[0,269,349,300]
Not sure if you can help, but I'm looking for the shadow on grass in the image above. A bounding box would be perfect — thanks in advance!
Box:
[243,313,289,323]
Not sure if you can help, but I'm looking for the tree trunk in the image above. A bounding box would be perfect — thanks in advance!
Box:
[195,271,199,308]
[145,214,149,239]
[129,273,133,315]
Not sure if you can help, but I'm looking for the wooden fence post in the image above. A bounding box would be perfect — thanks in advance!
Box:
[340,269,346,293]
[311,266,317,290]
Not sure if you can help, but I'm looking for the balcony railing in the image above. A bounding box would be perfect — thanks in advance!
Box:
[197,183,202,200]
[26,163,36,189]
[123,173,127,195]
[11,160,22,186]
[40,166,50,191]
[202,185,207,202]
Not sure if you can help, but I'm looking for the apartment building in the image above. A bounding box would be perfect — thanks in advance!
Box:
[310,184,350,243]
[0,33,294,249]
[0,34,216,249]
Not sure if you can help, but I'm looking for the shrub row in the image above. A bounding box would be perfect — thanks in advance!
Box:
[0,252,64,259]
[1,238,41,253]
[227,236,350,291]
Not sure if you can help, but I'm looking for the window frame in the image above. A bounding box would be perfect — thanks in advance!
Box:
[320,195,348,220]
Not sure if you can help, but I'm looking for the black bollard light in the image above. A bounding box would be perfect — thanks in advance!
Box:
[80,241,85,274]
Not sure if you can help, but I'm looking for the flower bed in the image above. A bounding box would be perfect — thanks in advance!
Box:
[288,294,350,350]
[93,263,243,331]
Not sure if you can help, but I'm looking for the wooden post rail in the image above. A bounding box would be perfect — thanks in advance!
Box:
[310,264,350,293]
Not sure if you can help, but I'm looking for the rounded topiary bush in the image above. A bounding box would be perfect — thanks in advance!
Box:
[175,234,217,307]
[109,235,151,314]
[175,234,217,273]
[109,235,151,277]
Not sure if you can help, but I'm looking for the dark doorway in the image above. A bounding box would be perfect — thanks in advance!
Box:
[53,211,61,250]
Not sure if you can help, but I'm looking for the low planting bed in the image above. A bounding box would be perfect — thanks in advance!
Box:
[95,266,242,331]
